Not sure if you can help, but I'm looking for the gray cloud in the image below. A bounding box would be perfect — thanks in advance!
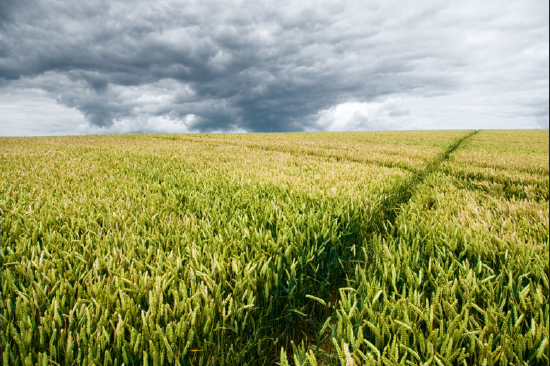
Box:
[0,0,548,135]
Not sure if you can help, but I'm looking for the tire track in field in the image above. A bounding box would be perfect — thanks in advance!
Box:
[375,129,479,231]
[289,130,479,353]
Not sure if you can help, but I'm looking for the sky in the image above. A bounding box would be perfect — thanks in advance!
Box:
[0,0,548,136]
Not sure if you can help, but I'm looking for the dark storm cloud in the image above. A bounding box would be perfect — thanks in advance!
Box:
[0,0,548,135]
[0,0,29,27]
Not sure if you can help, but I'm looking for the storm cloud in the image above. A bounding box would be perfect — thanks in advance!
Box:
[0,0,548,135]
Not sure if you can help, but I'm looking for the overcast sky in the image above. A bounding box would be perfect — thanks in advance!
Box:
[0,0,548,136]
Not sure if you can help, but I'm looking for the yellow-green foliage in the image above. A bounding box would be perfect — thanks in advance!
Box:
[285,130,549,366]
[0,130,547,366]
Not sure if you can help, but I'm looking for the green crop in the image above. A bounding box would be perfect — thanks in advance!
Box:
[1,130,547,365]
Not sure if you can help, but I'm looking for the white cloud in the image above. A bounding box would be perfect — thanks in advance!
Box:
[314,99,409,132]
[0,88,87,136]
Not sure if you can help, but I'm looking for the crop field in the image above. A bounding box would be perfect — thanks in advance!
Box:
[0,129,548,366]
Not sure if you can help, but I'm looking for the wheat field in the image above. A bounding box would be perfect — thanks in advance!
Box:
[1,130,548,365]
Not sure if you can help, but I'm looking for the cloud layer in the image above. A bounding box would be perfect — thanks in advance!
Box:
[0,0,548,135]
